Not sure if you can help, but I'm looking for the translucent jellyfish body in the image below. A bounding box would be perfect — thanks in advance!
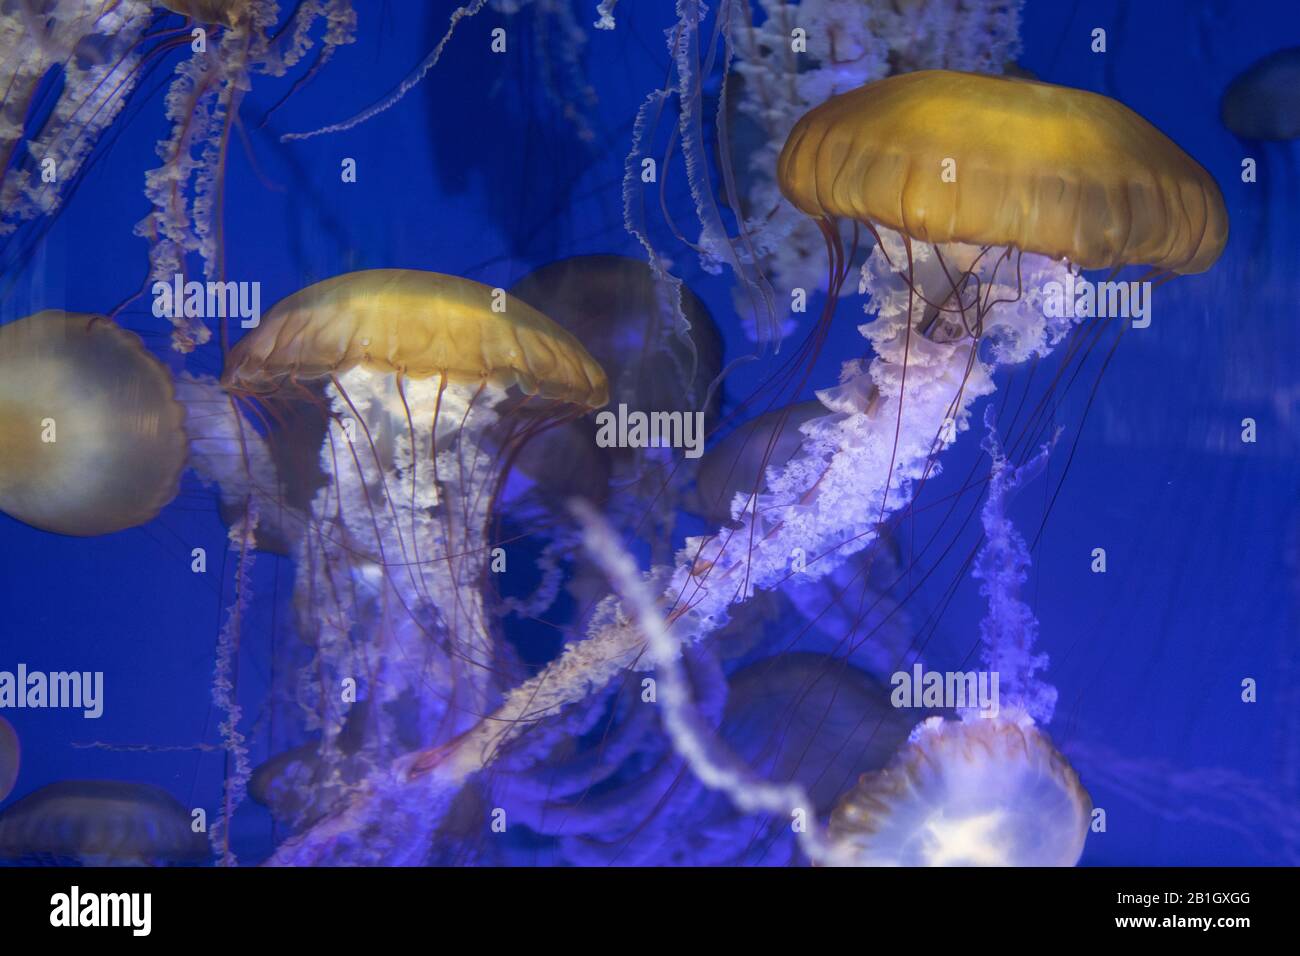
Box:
[0,780,209,865]
[218,269,607,851]
[0,311,188,535]
[1221,47,1300,141]
[829,715,1091,866]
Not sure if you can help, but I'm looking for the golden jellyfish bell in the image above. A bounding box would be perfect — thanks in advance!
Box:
[0,312,188,537]
[778,69,1229,274]
[222,269,609,409]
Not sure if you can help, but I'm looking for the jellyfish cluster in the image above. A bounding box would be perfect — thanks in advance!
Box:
[1,1,1287,870]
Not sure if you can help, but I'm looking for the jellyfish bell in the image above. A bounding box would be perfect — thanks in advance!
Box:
[779,69,1228,278]
[0,716,18,803]
[723,653,917,814]
[1221,47,1300,142]
[508,255,722,425]
[503,256,719,608]
[828,714,1091,866]
[689,399,826,527]
[0,311,188,536]
[0,779,209,866]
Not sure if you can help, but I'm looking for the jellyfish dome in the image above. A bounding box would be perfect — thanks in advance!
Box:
[778,69,1228,274]
[0,311,188,536]
[1221,47,1300,141]
[0,780,209,866]
[828,715,1091,867]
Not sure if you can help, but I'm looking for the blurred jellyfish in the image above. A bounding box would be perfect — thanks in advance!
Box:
[0,717,18,802]
[510,255,723,437]
[1221,47,1300,282]
[496,255,723,628]
[726,653,915,802]
[688,400,823,527]
[827,714,1090,866]
[0,311,188,535]
[216,269,607,861]
[1221,47,1300,141]
[0,780,209,865]
[506,255,722,574]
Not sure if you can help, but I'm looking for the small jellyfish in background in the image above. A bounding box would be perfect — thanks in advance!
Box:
[0,716,19,803]
[828,714,1091,866]
[508,255,723,449]
[0,780,209,866]
[1220,47,1300,281]
[823,409,1085,867]
[212,268,607,862]
[688,399,824,528]
[504,254,722,617]
[1221,47,1300,142]
[0,311,188,536]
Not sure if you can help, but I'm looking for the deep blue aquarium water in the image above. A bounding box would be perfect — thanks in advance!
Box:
[0,0,1296,869]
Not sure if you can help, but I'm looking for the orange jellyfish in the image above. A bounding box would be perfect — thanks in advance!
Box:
[0,311,188,536]
[219,269,607,826]
[778,68,1227,327]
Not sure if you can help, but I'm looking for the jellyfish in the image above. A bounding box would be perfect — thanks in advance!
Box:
[1221,47,1300,282]
[505,254,723,608]
[0,310,188,536]
[0,780,209,865]
[0,717,18,803]
[827,714,1091,866]
[275,70,1229,867]
[216,268,607,862]
[481,649,917,867]
[717,0,1026,341]
[1221,47,1300,142]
